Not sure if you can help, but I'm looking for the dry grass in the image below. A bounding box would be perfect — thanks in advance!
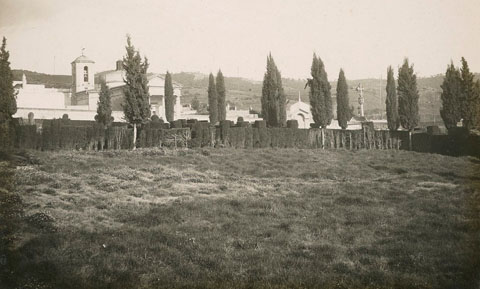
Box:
[3,148,480,288]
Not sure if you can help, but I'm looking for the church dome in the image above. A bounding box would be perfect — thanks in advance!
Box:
[71,55,95,64]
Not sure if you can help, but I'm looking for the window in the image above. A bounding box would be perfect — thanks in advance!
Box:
[83,66,88,82]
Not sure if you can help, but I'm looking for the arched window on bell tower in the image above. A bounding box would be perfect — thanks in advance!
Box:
[83,66,89,82]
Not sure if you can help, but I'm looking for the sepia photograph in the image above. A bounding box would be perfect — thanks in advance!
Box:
[0,0,479,288]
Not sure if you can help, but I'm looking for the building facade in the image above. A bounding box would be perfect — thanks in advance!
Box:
[96,61,183,120]
[14,53,183,122]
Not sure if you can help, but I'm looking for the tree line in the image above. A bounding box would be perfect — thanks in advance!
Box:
[1,35,479,150]
[261,53,480,136]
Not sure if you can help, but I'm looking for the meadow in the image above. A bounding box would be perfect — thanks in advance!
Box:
[1,148,479,288]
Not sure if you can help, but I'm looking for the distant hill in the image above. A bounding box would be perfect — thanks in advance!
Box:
[174,72,449,122]
[12,69,479,122]
[12,70,72,89]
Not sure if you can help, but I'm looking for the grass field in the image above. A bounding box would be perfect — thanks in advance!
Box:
[1,148,480,288]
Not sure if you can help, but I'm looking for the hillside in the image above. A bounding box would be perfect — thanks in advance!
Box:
[174,72,447,122]
[12,69,479,122]
[12,70,72,89]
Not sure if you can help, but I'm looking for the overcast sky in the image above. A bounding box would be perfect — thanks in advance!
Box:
[0,0,479,80]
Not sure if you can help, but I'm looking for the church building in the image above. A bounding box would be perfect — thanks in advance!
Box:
[95,60,183,120]
[14,51,183,122]
[287,94,313,129]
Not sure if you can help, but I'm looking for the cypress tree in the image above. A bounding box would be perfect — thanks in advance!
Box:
[306,54,332,128]
[385,66,399,131]
[397,58,419,149]
[440,62,463,130]
[0,37,17,120]
[191,96,200,111]
[460,57,480,130]
[122,36,151,149]
[164,71,175,122]
[336,69,350,129]
[216,70,226,121]
[0,37,17,149]
[95,79,113,127]
[277,67,287,127]
[474,81,480,129]
[208,73,218,124]
[261,54,286,127]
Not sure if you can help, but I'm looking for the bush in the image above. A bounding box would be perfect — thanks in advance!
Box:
[28,112,35,125]
[171,120,182,129]
[287,120,299,129]
[151,115,161,123]
[0,120,15,150]
[254,120,266,128]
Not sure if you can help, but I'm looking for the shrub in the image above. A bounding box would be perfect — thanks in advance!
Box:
[254,120,267,128]
[151,115,161,123]
[286,120,299,129]
[28,112,35,125]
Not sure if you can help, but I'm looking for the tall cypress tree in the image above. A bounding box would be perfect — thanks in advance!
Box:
[216,70,226,121]
[0,37,17,149]
[261,54,286,127]
[306,54,332,128]
[208,73,218,124]
[440,62,463,130]
[385,66,399,131]
[276,67,287,127]
[397,58,419,150]
[474,81,480,129]
[460,57,480,130]
[95,79,113,127]
[0,37,17,121]
[122,36,151,149]
[164,71,175,122]
[336,69,350,129]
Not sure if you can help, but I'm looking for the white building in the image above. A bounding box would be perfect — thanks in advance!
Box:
[96,60,183,120]
[14,52,183,122]
[287,94,363,129]
[287,95,313,129]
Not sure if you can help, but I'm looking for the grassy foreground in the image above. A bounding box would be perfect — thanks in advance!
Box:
[1,148,480,288]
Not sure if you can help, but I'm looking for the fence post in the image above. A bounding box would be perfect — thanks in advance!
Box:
[321,128,325,149]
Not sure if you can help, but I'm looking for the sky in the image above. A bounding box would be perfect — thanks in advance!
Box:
[0,0,479,81]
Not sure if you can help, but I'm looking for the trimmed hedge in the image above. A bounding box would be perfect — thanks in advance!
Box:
[8,118,480,158]
[9,120,189,151]
[196,124,410,151]
[287,120,299,129]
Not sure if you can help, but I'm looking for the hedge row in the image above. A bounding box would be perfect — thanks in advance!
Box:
[138,128,191,148]
[412,132,480,157]
[5,119,480,158]
[189,122,408,150]
[11,121,190,151]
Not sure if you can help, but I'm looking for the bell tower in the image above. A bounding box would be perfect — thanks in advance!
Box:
[71,49,95,95]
